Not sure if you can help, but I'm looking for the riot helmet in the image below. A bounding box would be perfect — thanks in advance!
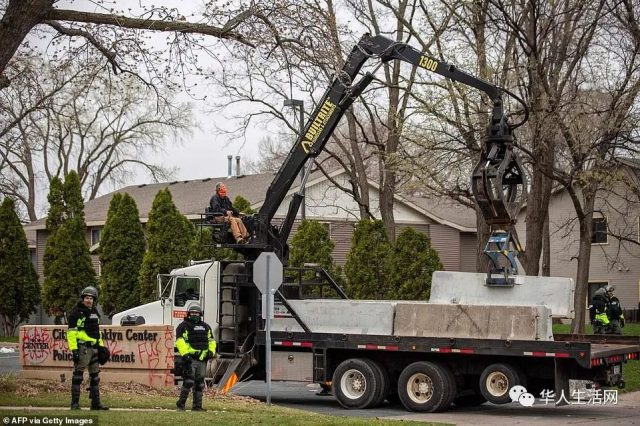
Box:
[80,286,98,301]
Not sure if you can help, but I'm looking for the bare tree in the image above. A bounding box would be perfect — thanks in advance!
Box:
[0,0,288,90]
[497,0,640,332]
[0,53,192,220]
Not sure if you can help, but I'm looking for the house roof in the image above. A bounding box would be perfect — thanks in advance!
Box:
[406,196,477,230]
[25,173,276,230]
[24,169,477,232]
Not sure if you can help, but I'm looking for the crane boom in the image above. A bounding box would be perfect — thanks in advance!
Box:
[236,33,527,283]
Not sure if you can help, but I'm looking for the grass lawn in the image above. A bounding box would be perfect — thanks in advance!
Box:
[0,376,439,426]
[0,336,18,343]
[553,323,640,392]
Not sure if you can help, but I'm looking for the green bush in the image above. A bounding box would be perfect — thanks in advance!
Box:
[343,220,391,299]
[100,193,145,315]
[0,198,40,336]
[42,171,96,319]
[138,189,194,303]
[386,227,442,300]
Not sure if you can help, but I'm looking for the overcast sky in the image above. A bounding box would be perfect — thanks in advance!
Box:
[52,0,301,185]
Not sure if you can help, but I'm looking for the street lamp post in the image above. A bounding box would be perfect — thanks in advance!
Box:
[283,98,307,219]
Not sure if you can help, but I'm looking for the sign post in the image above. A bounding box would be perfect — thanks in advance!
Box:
[253,252,283,405]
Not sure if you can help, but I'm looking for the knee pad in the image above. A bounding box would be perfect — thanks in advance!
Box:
[72,371,84,385]
[89,372,100,386]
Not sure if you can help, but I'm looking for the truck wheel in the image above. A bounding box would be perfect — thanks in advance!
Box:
[332,358,381,409]
[368,360,390,407]
[479,363,525,404]
[397,361,450,412]
[438,364,457,410]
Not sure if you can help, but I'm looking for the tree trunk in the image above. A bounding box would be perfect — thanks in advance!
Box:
[379,65,402,242]
[0,0,53,87]
[571,192,596,334]
[345,111,371,219]
[475,207,491,272]
[522,154,553,275]
[542,212,551,276]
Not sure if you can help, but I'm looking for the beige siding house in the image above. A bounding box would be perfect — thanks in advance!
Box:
[24,168,478,286]
[515,160,640,309]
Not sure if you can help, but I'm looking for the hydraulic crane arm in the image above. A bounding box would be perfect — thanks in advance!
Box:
[243,33,527,283]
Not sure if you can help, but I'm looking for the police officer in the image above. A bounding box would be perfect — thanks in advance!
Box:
[175,304,217,411]
[606,286,625,334]
[591,287,610,334]
[67,286,108,410]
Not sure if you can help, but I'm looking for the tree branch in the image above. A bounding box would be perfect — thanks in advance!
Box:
[45,8,255,48]
[44,20,120,73]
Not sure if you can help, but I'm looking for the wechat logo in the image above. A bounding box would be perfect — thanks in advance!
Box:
[510,385,535,407]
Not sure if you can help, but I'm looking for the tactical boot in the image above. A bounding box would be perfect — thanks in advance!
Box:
[70,374,82,410]
[70,385,81,410]
[176,387,190,411]
[193,390,206,411]
[89,386,109,410]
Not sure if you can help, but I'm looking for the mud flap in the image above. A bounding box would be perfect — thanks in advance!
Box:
[216,353,255,394]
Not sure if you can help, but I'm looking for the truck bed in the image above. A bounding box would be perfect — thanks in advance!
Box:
[260,330,640,369]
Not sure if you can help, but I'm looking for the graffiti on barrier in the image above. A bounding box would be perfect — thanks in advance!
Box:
[20,325,174,370]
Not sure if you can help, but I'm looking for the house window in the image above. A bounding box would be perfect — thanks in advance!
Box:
[591,217,607,244]
[91,228,101,246]
[321,222,331,239]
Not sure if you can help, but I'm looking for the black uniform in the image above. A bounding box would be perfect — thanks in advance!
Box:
[175,317,216,411]
[607,294,624,334]
[67,302,107,410]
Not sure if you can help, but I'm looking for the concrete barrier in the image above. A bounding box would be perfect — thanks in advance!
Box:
[19,325,175,388]
[394,303,553,341]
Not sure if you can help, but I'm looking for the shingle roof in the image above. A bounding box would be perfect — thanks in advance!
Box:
[407,196,477,230]
[24,170,477,231]
[25,173,275,230]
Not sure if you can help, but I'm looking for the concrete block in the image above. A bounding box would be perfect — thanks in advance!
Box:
[394,303,553,341]
[429,271,575,318]
[270,300,395,335]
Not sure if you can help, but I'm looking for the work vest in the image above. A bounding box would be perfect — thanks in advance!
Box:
[592,294,608,314]
[608,297,623,318]
[67,303,102,350]
[182,320,210,350]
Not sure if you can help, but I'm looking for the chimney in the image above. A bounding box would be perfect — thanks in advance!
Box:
[227,155,233,178]
[235,156,241,176]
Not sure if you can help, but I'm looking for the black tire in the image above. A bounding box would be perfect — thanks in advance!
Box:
[332,358,381,409]
[479,363,526,404]
[368,360,390,408]
[438,363,457,411]
[453,377,486,407]
[386,392,401,405]
[397,361,450,412]
[453,393,487,407]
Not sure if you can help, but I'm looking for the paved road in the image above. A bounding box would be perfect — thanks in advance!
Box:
[0,348,19,375]
[231,380,640,425]
[4,352,639,425]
